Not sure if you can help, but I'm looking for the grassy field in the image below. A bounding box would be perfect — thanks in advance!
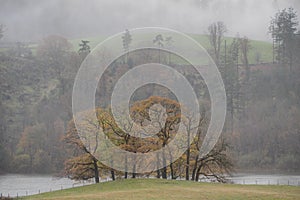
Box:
[1,33,272,65]
[71,33,273,65]
[21,179,300,200]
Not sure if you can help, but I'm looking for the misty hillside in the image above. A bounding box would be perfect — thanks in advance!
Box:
[14,33,272,65]
[0,31,298,175]
[1,2,300,199]
[70,34,273,65]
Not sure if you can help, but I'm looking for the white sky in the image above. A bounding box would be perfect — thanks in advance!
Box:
[0,0,299,42]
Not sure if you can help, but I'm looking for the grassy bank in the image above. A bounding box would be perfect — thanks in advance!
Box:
[22,178,300,200]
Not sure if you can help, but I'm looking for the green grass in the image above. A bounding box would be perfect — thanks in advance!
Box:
[21,178,300,200]
[184,34,272,64]
[69,33,272,65]
[0,33,272,65]
[70,35,108,50]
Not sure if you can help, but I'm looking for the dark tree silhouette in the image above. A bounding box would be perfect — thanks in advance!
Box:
[78,40,91,59]
[153,34,164,63]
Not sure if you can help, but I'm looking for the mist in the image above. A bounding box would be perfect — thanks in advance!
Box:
[0,0,299,42]
[1,0,300,198]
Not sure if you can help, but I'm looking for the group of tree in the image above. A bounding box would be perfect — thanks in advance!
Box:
[62,29,233,183]
[0,7,299,181]
[0,32,87,173]
[64,96,233,183]
[207,8,300,171]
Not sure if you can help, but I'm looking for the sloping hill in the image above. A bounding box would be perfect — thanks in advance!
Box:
[71,33,273,65]
[22,179,300,200]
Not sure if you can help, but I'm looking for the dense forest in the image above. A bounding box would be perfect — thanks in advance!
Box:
[0,8,299,182]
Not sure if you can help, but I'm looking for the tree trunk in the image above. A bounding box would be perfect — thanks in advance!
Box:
[132,151,136,178]
[186,128,191,180]
[191,155,198,181]
[92,158,99,183]
[161,167,167,179]
[195,164,202,182]
[185,149,190,180]
[170,162,175,179]
[168,148,175,179]
[111,169,115,181]
[132,164,136,178]
[156,170,161,178]
[156,152,161,178]
[162,148,167,179]
[125,155,128,179]
[132,172,136,178]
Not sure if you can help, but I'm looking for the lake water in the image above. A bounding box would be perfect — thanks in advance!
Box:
[0,174,94,197]
[0,173,299,197]
[228,173,300,186]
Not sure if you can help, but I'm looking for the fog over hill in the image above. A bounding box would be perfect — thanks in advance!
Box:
[0,0,299,42]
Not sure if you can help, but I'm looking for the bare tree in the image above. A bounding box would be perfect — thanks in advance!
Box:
[239,37,251,83]
[193,139,233,182]
[122,29,132,64]
[182,110,205,180]
[208,21,227,67]
[239,36,251,115]
[63,119,100,183]
[165,36,174,64]
[153,34,164,63]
